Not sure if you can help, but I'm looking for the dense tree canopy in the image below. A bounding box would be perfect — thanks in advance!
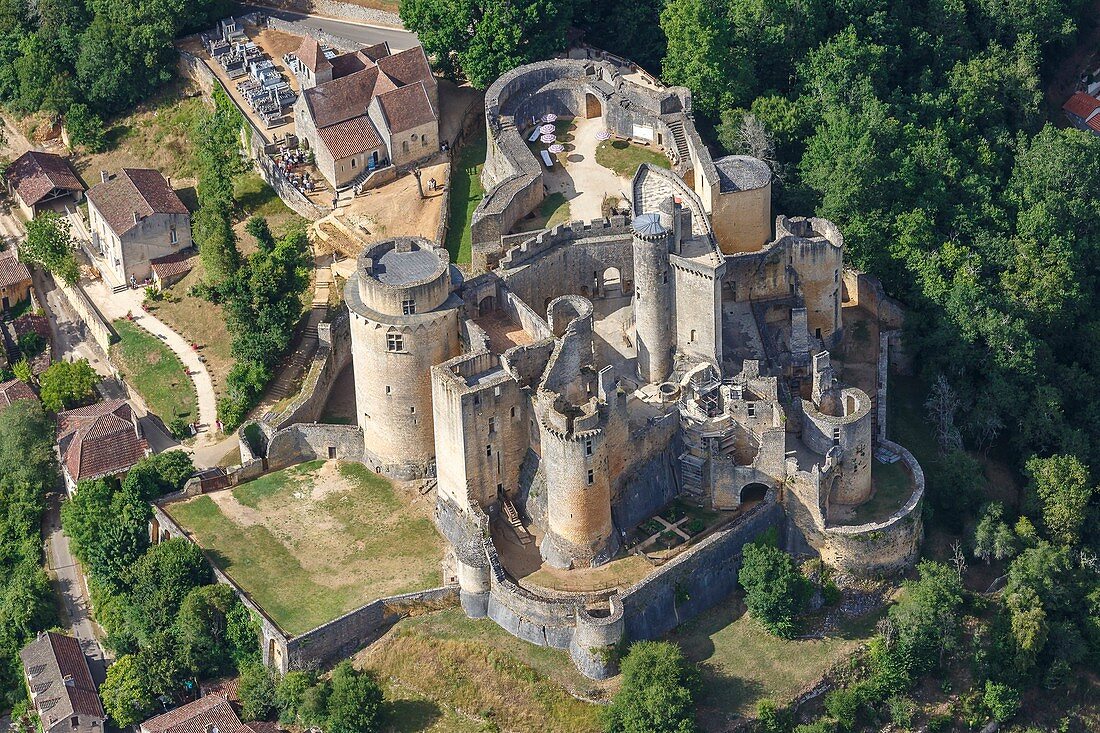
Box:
[0,401,58,708]
[738,537,812,637]
[400,0,573,88]
[22,211,79,285]
[603,641,699,733]
[38,358,99,412]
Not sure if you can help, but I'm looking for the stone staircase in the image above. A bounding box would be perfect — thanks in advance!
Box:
[678,451,705,497]
[502,499,534,545]
[666,118,691,163]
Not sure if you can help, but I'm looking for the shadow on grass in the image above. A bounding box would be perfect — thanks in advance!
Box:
[103,124,131,150]
[176,186,199,213]
[386,698,443,732]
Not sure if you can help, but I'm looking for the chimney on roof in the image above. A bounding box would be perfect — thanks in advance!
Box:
[166,175,172,189]
[63,675,74,687]
[133,212,140,224]
[100,171,110,183]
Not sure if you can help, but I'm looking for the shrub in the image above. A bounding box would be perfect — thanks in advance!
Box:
[65,103,107,152]
[39,358,98,411]
[17,332,43,357]
[169,417,191,440]
[756,699,792,733]
[887,694,916,728]
[983,681,1020,723]
[239,662,278,721]
[327,662,385,733]
[603,641,699,733]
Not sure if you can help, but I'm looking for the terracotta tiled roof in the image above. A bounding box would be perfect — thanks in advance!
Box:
[360,41,391,62]
[4,151,84,208]
[296,38,331,74]
[377,82,437,134]
[86,169,188,238]
[57,399,149,483]
[304,66,397,128]
[20,632,104,725]
[0,249,31,289]
[14,313,50,341]
[318,116,383,160]
[1088,115,1100,133]
[150,251,195,281]
[330,50,374,80]
[377,46,435,89]
[141,694,246,733]
[0,378,36,408]
[1063,91,1100,120]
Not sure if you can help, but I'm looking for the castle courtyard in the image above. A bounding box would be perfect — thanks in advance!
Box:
[164,460,444,635]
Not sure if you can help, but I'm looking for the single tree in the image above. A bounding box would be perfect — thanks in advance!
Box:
[326,662,385,733]
[38,358,98,412]
[239,662,278,721]
[738,539,811,637]
[22,211,79,285]
[1024,454,1095,547]
[100,654,155,728]
[602,641,699,733]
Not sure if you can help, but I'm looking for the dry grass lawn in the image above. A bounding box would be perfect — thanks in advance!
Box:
[356,608,606,733]
[672,597,878,729]
[166,460,443,634]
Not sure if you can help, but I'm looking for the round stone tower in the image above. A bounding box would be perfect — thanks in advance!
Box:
[631,211,674,384]
[538,395,619,569]
[345,237,460,478]
[710,155,772,255]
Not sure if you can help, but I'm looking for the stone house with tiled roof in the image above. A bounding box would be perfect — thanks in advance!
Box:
[292,39,439,189]
[0,248,32,312]
[4,150,85,220]
[20,632,105,733]
[85,168,192,286]
[139,693,247,733]
[56,399,150,492]
[0,377,37,408]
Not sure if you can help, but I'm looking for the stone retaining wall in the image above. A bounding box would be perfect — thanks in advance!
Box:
[252,0,403,30]
[55,277,117,353]
[265,313,351,428]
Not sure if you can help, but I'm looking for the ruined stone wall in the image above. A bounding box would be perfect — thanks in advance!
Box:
[671,258,723,368]
[266,423,365,470]
[499,226,634,315]
[710,182,772,255]
[608,409,679,531]
[801,388,873,505]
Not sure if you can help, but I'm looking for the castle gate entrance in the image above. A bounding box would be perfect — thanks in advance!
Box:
[585,92,602,119]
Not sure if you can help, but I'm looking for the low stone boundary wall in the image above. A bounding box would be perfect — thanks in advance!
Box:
[55,277,117,353]
[265,15,360,52]
[266,422,365,470]
[252,0,403,30]
[287,586,458,669]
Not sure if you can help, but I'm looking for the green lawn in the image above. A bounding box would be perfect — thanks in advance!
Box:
[232,172,307,243]
[595,139,672,178]
[850,458,914,524]
[672,597,880,727]
[444,130,486,265]
[109,319,197,424]
[166,461,443,634]
[360,608,604,733]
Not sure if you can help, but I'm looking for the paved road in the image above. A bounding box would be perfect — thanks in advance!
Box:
[44,493,109,685]
[244,4,418,50]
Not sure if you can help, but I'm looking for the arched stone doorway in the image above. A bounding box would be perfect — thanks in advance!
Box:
[739,482,769,507]
[585,92,602,119]
[478,295,495,317]
[602,266,622,297]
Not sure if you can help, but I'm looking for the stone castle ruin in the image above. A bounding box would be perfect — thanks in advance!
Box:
[235,55,924,679]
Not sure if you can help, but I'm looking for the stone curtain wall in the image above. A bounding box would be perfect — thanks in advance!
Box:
[618,497,785,640]
[266,423,366,470]
[264,15,360,53]
[819,439,925,575]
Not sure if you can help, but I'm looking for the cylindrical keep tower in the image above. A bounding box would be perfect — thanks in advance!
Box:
[538,398,618,569]
[631,212,674,384]
[346,237,460,478]
[710,155,772,255]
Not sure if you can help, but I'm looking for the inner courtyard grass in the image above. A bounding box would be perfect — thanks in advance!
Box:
[595,139,672,178]
[109,319,197,423]
[166,460,443,634]
[850,458,914,524]
[445,130,486,265]
[672,596,879,728]
[357,608,605,733]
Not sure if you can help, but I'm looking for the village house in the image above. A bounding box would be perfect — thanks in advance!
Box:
[56,399,150,492]
[0,377,37,408]
[292,39,439,189]
[85,169,192,286]
[3,150,85,220]
[20,632,105,733]
[0,248,32,312]
[1063,91,1100,134]
[139,693,248,733]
